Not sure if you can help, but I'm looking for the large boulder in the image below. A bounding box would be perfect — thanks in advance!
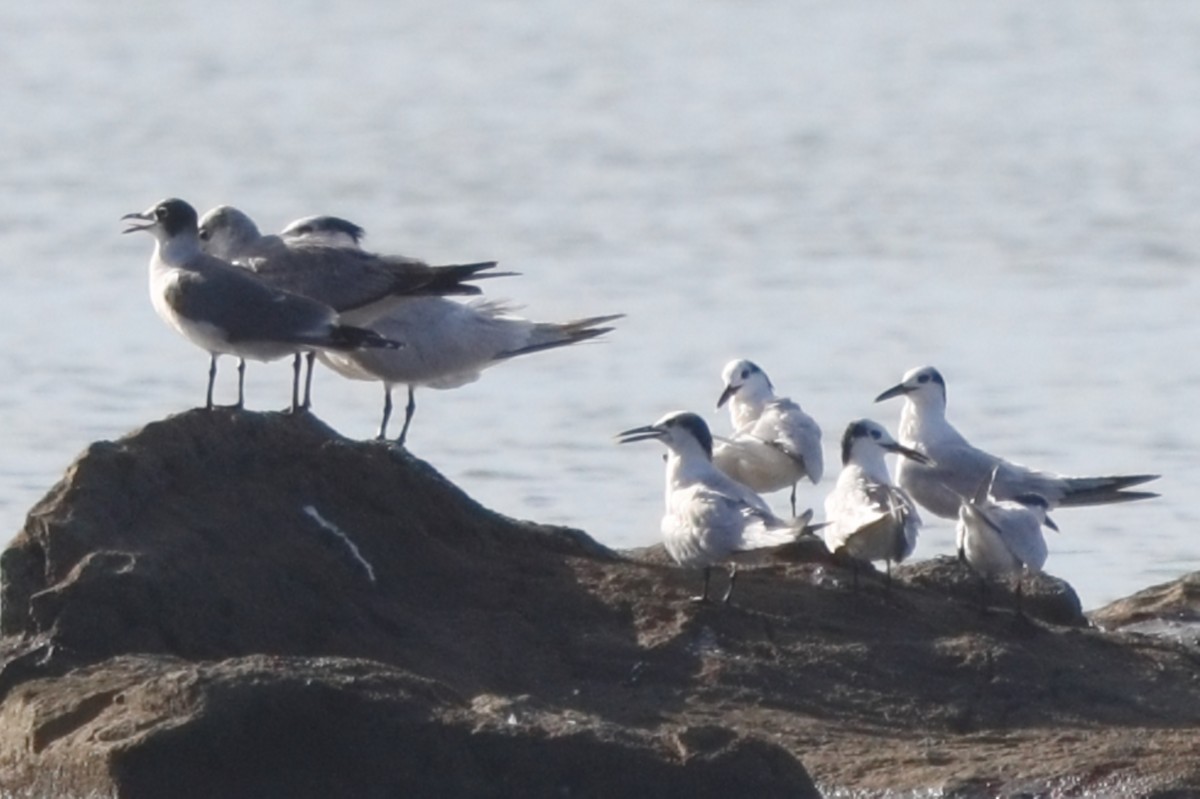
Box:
[1,409,1198,797]
[0,409,818,798]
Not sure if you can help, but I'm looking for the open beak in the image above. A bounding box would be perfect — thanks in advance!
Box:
[616,424,665,445]
[874,382,912,402]
[121,210,154,234]
[883,442,931,465]
[716,384,737,409]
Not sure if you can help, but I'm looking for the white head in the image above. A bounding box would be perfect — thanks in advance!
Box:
[839,419,931,467]
[280,215,366,249]
[874,365,947,412]
[717,359,775,410]
[196,205,263,261]
[617,411,714,462]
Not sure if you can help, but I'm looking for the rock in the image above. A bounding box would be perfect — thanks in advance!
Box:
[0,409,1198,797]
[1089,572,1200,647]
[1,654,817,799]
[0,410,817,798]
[1091,572,1200,629]
[897,555,1088,627]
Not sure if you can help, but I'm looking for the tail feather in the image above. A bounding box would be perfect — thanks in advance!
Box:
[325,325,403,351]
[413,262,519,296]
[741,509,825,550]
[496,314,624,359]
[1058,474,1160,507]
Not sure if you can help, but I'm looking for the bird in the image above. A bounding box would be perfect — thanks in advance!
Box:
[875,365,1159,519]
[956,467,1057,615]
[822,419,928,589]
[712,359,823,516]
[122,198,401,411]
[196,205,513,410]
[322,299,622,444]
[617,411,823,604]
[278,214,366,248]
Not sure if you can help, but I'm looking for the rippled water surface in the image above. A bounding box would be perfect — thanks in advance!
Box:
[3,0,1198,610]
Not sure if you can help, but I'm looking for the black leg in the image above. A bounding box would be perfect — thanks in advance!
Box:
[693,566,712,603]
[396,385,416,446]
[790,483,797,518]
[886,559,893,592]
[206,354,218,410]
[721,565,738,605]
[377,385,393,440]
[302,352,316,410]
[235,358,246,410]
[290,354,302,413]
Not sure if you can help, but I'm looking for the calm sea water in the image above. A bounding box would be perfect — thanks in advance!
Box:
[2,0,1197,610]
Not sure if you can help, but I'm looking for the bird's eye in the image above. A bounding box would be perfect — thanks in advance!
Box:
[740,370,749,379]
[198,228,209,241]
[870,429,881,439]
[917,374,929,383]
[155,206,168,219]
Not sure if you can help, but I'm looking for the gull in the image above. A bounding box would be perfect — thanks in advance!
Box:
[822,419,928,588]
[122,198,400,410]
[875,365,1159,519]
[712,359,823,516]
[617,411,822,604]
[956,467,1057,614]
[196,205,513,410]
[322,299,622,444]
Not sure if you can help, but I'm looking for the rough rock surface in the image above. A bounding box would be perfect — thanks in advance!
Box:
[0,410,1197,797]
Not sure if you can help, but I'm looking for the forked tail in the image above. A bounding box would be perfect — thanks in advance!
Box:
[497,314,625,359]
[1058,473,1160,507]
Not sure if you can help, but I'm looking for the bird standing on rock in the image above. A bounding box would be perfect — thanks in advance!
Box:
[196,205,510,411]
[618,411,823,604]
[712,359,823,517]
[957,466,1057,615]
[122,198,401,411]
[326,302,622,444]
[875,365,1159,519]
[823,419,928,589]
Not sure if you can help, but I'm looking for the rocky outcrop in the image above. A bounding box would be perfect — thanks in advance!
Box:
[0,409,1197,797]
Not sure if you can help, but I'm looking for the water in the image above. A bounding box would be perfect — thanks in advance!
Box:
[2,0,1197,611]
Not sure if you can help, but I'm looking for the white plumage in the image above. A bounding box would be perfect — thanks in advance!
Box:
[618,411,820,604]
[324,299,621,443]
[875,365,1158,519]
[822,419,926,586]
[712,359,823,517]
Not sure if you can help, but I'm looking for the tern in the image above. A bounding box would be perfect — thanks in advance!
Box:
[617,411,822,604]
[323,299,622,444]
[822,419,928,588]
[279,214,366,248]
[196,205,512,410]
[957,467,1057,615]
[122,198,400,410]
[875,365,1159,519]
[712,359,823,516]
